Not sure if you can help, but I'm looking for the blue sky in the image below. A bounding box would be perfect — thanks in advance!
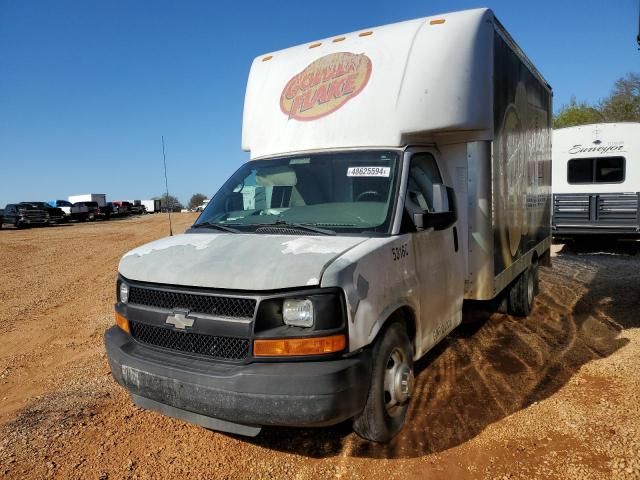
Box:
[0,0,638,207]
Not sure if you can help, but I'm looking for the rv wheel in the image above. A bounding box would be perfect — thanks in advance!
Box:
[507,262,539,317]
[353,322,414,443]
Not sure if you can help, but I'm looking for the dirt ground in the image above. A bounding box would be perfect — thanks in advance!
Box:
[1,214,639,479]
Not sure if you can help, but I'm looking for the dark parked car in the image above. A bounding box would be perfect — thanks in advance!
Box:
[73,201,101,221]
[2,204,49,228]
[0,209,4,230]
[19,202,67,224]
[104,202,119,217]
[112,201,133,216]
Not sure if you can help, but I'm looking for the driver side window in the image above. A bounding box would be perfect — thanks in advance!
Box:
[406,153,442,213]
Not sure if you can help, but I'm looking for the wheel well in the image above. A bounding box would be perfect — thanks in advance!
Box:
[531,251,539,265]
[387,306,417,346]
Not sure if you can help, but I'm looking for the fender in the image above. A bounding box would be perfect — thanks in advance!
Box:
[321,235,421,356]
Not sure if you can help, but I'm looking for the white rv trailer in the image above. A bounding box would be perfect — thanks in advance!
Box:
[105,8,552,442]
[552,122,640,236]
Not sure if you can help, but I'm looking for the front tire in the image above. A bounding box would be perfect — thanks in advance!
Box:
[353,322,414,442]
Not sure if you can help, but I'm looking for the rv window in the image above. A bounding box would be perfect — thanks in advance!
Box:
[567,158,593,183]
[595,157,625,183]
[567,156,625,184]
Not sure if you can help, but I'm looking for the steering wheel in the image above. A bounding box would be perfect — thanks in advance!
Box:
[356,190,383,202]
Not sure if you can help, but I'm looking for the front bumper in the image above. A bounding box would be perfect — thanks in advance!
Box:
[104,327,371,434]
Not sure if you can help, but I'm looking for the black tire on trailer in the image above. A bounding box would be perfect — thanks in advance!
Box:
[507,261,539,317]
[353,322,414,443]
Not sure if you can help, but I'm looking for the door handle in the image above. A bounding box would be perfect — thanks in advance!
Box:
[452,226,459,252]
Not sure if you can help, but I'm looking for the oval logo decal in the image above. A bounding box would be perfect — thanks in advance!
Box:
[280,52,372,121]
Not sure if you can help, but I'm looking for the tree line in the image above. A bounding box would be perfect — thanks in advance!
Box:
[554,72,640,128]
[153,193,209,211]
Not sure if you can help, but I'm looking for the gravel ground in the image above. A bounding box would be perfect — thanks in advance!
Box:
[0,215,639,479]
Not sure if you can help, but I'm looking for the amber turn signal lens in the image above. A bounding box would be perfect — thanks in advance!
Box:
[430,19,446,25]
[115,312,130,334]
[254,334,346,357]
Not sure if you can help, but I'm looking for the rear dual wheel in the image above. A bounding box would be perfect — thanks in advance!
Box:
[353,322,414,443]
[507,261,539,317]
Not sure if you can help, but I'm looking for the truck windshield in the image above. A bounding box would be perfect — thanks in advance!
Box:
[195,150,400,235]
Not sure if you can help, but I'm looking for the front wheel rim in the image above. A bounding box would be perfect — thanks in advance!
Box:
[383,347,414,417]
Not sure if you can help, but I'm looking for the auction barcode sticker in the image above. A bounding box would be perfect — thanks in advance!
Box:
[347,166,391,177]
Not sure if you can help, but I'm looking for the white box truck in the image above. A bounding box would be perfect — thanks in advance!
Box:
[141,199,162,213]
[552,122,639,237]
[68,193,107,207]
[105,8,552,442]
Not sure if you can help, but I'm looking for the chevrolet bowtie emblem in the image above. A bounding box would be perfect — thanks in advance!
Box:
[166,312,195,330]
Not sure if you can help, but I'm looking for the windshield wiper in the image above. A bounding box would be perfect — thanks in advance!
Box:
[191,222,240,233]
[272,221,336,236]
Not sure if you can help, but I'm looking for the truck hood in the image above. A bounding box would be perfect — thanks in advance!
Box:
[119,233,368,290]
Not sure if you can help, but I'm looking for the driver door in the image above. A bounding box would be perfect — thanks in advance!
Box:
[403,149,464,354]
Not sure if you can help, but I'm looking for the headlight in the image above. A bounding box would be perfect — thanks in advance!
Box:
[119,282,129,304]
[283,298,314,327]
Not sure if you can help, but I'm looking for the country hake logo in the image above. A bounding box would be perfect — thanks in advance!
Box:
[280,52,372,121]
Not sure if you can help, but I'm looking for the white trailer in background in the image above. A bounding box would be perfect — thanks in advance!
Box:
[552,123,640,237]
[68,194,107,207]
[141,199,162,213]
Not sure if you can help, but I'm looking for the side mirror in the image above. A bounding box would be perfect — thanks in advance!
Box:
[412,185,457,231]
[413,212,425,230]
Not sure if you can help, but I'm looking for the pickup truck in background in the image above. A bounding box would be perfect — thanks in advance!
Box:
[2,204,50,228]
[73,202,111,221]
[128,201,146,215]
[20,202,67,224]
[48,200,91,222]
[112,201,133,216]
[48,200,73,219]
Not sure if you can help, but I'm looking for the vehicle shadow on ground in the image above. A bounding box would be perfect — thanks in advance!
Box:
[248,240,637,459]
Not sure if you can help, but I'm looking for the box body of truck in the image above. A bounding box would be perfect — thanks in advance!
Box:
[141,199,162,213]
[68,193,107,207]
[105,8,551,441]
[552,123,640,236]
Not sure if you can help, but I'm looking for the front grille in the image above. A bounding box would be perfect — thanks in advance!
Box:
[23,211,48,221]
[128,287,256,319]
[130,321,250,360]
